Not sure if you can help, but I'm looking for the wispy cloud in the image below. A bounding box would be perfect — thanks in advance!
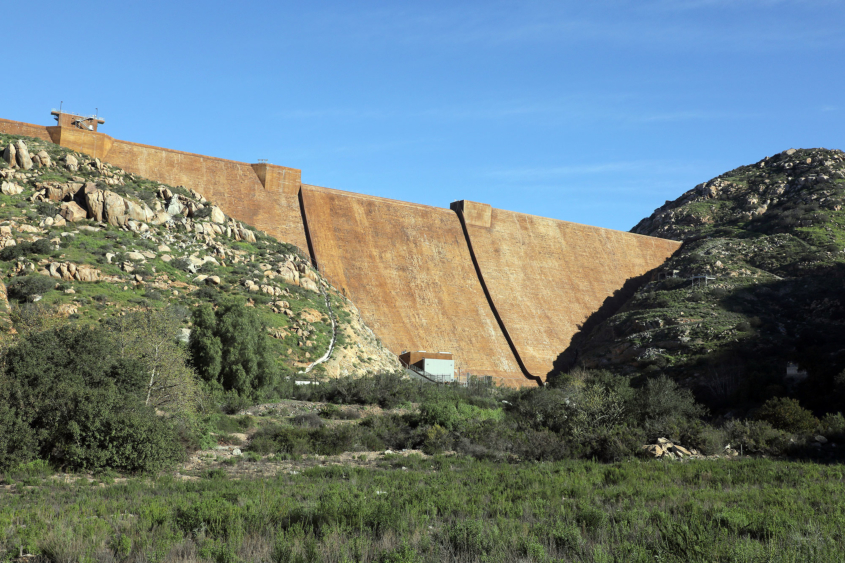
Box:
[272,96,758,126]
[484,159,705,182]
[302,1,845,53]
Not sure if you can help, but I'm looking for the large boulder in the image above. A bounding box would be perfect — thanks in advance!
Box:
[233,224,256,242]
[63,154,78,171]
[151,210,171,225]
[165,197,183,216]
[277,262,300,285]
[3,143,16,168]
[300,277,320,293]
[75,264,100,282]
[59,201,88,222]
[85,190,106,222]
[1,181,22,196]
[103,191,128,227]
[36,151,51,167]
[14,141,32,170]
[44,186,67,201]
[125,200,154,222]
[86,189,128,226]
[210,206,226,223]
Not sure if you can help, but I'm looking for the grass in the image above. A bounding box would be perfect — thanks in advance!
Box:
[1,458,843,562]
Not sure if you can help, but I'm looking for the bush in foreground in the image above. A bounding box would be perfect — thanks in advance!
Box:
[755,397,820,434]
[0,325,184,472]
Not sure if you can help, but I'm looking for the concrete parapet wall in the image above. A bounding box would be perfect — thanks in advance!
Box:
[454,202,681,380]
[300,184,528,386]
[0,118,52,142]
[104,138,308,251]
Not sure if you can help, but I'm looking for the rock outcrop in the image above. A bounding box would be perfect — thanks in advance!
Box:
[0,132,400,379]
[560,148,845,415]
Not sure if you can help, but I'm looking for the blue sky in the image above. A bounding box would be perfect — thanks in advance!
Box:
[5,1,844,231]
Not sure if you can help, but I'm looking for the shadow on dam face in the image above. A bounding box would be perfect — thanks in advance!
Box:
[452,201,682,381]
[0,114,682,388]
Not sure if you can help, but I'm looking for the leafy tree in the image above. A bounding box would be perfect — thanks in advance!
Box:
[0,325,182,472]
[634,375,706,439]
[189,300,278,398]
[106,306,200,412]
[508,387,573,434]
[756,397,819,434]
[6,275,55,302]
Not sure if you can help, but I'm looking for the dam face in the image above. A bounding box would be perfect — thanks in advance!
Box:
[0,114,681,386]
[300,186,525,385]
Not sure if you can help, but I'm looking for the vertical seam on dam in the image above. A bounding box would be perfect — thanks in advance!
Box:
[452,206,544,387]
[298,187,319,270]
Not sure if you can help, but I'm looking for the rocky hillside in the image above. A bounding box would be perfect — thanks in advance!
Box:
[557,148,845,413]
[0,132,401,379]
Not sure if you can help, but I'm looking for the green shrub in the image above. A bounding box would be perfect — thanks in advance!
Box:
[176,498,242,540]
[635,375,706,440]
[193,206,212,220]
[0,238,53,261]
[293,413,325,428]
[7,275,56,302]
[421,424,450,455]
[580,425,645,462]
[723,419,790,454]
[679,420,726,455]
[0,325,183,472]
[55,386,183,472]
[549,521,582,551]
[507,387,572,433]
[360,414,413,450]
[444,519,496,556]
[318,403,340,419]
[379,543,420,563]
[171,257,192,271]
[210,414,254,433]
[247,424,314,456]
[756,397,819,434]
[418,400,460,431]
[820,412,845,436]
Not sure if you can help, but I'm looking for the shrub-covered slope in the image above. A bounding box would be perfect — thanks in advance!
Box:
[559,148,845,413]
[0,132,400,379]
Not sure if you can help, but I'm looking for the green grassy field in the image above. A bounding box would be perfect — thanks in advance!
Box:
[2,457,844,563]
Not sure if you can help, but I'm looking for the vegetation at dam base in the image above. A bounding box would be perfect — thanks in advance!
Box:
[2,456,844,563]
[3,342,845,561]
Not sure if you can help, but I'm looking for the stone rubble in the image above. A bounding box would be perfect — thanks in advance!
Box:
[641,437,739,461]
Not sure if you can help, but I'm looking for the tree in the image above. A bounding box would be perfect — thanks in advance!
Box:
[106,306,200,413]
[0,325,182,472]
[189,300,278,398]
[756,397,819,434]
[627,375,707,441]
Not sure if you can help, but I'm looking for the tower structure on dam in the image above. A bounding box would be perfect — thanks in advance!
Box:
[0,112,682,386]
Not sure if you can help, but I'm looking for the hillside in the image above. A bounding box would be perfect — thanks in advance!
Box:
[556,148,845,413]
[0,132,400,379]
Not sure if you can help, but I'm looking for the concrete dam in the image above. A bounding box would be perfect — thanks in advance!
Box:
[0,113,681,387]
